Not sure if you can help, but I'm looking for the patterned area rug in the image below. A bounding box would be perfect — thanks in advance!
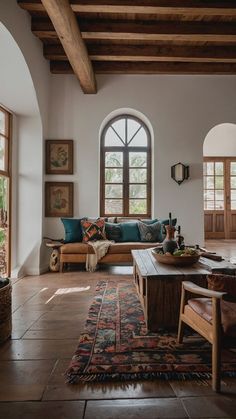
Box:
[66,279,236,383]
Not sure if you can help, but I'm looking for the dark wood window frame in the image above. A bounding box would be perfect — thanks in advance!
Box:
[100,114,151,218]
[0,105,12,277]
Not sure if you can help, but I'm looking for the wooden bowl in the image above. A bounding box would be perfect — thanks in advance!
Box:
[151,250,200,266]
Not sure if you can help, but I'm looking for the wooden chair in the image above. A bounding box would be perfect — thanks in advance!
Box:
[177,279,229,392]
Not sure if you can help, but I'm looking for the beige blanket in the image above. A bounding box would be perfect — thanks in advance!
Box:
[86,240,114,272]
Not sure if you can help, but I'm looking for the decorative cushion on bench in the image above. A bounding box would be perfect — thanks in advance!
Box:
[81,219,106,242]
[138,220,163,242]
[61,218,87,243]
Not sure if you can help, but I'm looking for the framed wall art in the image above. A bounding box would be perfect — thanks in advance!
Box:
[45,182,74,217]
[46,139,73,174]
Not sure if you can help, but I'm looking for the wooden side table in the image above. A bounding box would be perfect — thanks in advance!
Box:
[45,241,63,272]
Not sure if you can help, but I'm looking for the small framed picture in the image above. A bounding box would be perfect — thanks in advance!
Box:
[46,140,73,174]
[45,182,73,217]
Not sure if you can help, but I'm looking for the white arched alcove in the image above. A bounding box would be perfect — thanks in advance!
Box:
[204,123,236,157]
[0,22,46,277]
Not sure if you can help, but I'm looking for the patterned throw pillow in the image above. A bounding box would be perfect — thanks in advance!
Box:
[81,219,106,242]
[138,221,163,242]
[207,273,236,302]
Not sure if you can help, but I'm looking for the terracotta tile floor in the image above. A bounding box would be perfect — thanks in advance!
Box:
[0,241,236,418]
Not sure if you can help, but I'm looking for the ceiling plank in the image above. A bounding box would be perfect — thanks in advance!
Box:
[50,60,236,74]
[44,43,236,63]
[32,18,236,43]
[40,0,96,93]
[18,1,236,18]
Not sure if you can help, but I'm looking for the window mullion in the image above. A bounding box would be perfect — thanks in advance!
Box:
[123,147,129,216]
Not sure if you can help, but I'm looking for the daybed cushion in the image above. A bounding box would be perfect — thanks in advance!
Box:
[60,242,159,255]
[107,242,160,254]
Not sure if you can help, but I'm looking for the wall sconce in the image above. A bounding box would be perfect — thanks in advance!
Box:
[171,162,189,185]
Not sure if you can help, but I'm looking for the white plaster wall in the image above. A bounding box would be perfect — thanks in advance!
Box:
[12,116,43,277]
[204,123,236,156]
[45,74,236,246]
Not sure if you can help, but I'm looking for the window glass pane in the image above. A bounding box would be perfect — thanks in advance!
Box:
[105,184,122,199]
[129,168,147,183]
[129,152,147,167]
[206,162,214,175]
[205,201,214,210]
[128,127,147,147]
[105,168,123,183]
[0,136,6,171]
[129,199,147,214]
[215,190,223,201]
[231,177,236,189]
[104,127,124,147]
[127,119,141,143]
[204,190,214,201]
[105,152,123,167]
[205,176,214,189]
[0,111,5,135]
[231,162,236,175]
[129,184,146,199]
[105,199,123,214]
[215,162,223,175]
[203,162,207,176]
[231,190,236,201]
[215,201,224,210]
[215,176,223,189]
[112,119,125,142]
[231,201,236,210]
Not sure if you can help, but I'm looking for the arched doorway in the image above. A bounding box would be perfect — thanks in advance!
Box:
[0,22,44,277]
[203,123,236,239]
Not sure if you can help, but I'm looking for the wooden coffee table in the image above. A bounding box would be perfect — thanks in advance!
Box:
[132,249,236,331]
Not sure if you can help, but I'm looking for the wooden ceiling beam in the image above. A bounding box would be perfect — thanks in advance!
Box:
[32,18,236,43]
[50,60,236,74]
[18,1,236,17]
[40,0,96,93]
[44,43,236,63]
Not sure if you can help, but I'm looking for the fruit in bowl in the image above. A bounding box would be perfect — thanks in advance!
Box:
[173,247,200,257]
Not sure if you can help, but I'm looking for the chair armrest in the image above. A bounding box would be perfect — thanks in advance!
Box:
[182,281,225,299]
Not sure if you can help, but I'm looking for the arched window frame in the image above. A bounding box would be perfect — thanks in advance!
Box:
[100,114,151,218]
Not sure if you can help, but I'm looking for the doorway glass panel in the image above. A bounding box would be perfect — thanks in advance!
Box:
[204,161,224,210]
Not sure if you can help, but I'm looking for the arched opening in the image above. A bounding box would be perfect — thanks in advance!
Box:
[100,110,153,218]
[0,22,44,277]
[203,123,236,240]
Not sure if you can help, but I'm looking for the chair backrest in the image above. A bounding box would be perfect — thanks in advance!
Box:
[207,274,236,302]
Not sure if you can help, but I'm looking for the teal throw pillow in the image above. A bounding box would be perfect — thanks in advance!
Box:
[61,218,87,243]
[120,222,140,242]
[105,222,122,242]
[138,221,163,242]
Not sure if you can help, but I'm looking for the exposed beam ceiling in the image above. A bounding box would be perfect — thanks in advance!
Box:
[40,0,96,93]
[18,0,236,91]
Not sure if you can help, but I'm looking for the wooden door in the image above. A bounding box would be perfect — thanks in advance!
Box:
[226,158,236,239]
[204,157,236,239]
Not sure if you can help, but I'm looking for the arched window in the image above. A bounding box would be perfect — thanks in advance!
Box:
[100,114,151,217]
